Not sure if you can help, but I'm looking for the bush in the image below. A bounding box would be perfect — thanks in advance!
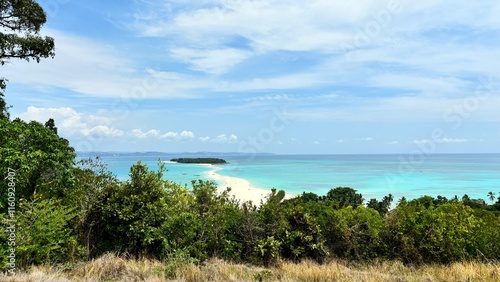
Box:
[327,205,383,260]
[382,200,481,264]
[15,199,78,268]
[91,161,169,258]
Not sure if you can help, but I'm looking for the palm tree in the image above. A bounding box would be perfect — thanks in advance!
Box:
[487,191,496,204]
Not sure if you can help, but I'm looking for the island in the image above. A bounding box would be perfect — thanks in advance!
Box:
[170,158,227,164]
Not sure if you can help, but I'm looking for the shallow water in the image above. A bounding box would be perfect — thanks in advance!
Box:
[78,153,500,202]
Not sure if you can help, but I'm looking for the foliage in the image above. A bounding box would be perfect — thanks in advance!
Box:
[0,0,55,65]
[1,0,56,117]
[281,204,329,262]
[71,157,119,257]
[256,236,281,267]
[90,161,169,258]
[366,194,393,216]
[326,187,364,209]
[14,199,78,268]
[328,205,383,260]
[382,199,481,264]
[0,118,76,203]
[190,180,245,261]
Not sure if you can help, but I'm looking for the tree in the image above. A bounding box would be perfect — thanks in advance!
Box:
[1,0,55,116]
[382,201,481,264]
[488,191,496,204]
[70,157,119,257]
[0,118,76,202]
[326,187,364,209]
[0,0,55,65]
[0,78,9,118]
[95,161,169,258]
[14,199,78,268]
[367,194,393,216]
[328,205,383,260]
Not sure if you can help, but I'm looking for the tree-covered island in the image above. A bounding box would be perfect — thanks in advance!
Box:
[170,158,227,164]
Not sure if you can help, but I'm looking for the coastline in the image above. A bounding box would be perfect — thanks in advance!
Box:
[206,167,294,204]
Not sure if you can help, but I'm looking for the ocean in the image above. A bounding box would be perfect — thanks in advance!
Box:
[77,153,500,202]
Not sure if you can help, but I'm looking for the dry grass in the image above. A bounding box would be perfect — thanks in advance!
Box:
[1,254,499,282]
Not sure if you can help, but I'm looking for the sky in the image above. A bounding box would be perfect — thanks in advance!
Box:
[3,0,500,154]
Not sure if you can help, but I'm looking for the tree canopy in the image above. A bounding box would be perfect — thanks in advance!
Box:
[1,0,55,117]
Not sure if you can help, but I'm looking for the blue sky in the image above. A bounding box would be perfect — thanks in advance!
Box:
[3,0,500,154]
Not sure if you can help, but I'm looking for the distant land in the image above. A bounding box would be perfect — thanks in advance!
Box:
[171,158,227,164]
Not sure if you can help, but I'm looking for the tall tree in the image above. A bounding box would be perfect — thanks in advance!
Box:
[1,0,55,117]
[488,191,496,204]
[0,118,76,200]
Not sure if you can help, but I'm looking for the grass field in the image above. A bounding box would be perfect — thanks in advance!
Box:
[2,254,499,281]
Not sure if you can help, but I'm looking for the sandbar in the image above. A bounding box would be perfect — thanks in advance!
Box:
[206,167,293,204]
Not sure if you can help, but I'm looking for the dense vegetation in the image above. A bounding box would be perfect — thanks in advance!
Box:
[1,115,500,273]
[171,158,227,164]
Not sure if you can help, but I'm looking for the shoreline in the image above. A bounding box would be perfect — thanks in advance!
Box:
[206,167,294,204]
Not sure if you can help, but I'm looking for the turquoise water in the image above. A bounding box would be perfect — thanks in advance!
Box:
[76,154,215,187]
[78,153,500,202]
[217,154,500,201]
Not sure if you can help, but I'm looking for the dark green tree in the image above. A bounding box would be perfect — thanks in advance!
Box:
[1,0,55,117]
[94,161,169,258]
[488,191,496,204]
[0,118,75,201]
[71,157,119,257]
[367,194,393,216]
[44,118,57,134]
[326,187,364,209]
[281,205,329,262]
[190,180,244,261]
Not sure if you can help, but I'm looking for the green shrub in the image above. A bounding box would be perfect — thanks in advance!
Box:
[382,200,481,264]
[15,199,78,268]
[328,205,383,260]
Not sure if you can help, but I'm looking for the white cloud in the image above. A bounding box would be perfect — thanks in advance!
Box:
[179,131,195,140]
[199,136,211,142]
[228,134,238,143]
[413,139,432,144]
[160,132,179,140]
[413,138,468,144]
[132,1,374,53]
[248,94,290,102]
[213,133,238,144]
[18,106,123,138]
[439,138,468,143]
[170,47,252,74]
[159,131,195,141]
[132,129,160,139]
[3,30,209,100]
[81,126,124,137]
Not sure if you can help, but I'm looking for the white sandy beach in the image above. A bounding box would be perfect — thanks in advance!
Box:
[206,167,293,204]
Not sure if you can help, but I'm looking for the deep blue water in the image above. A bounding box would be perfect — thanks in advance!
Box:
[77,153,500,202]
